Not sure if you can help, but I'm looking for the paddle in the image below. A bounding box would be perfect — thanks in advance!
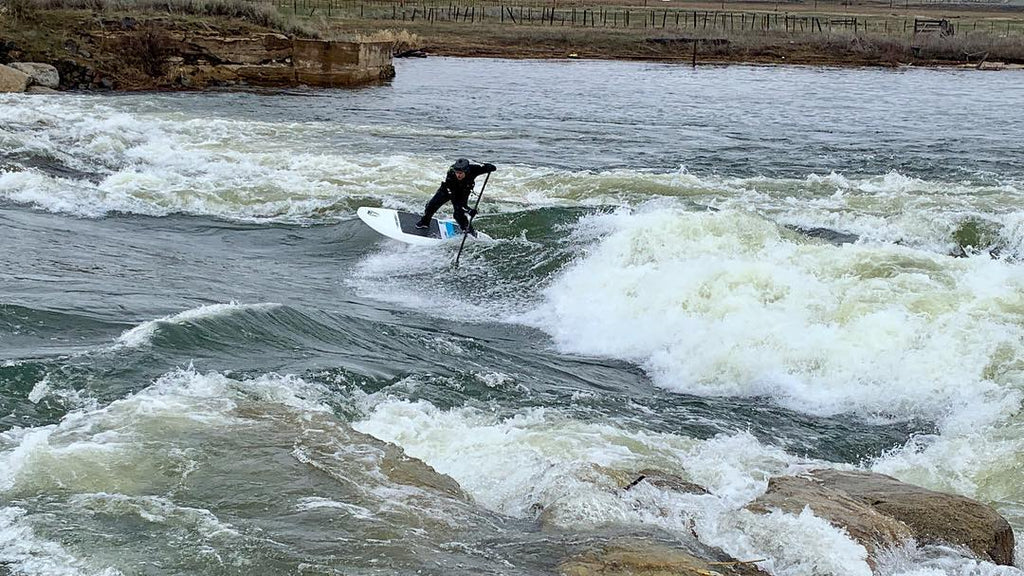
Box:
[454,170,491,268]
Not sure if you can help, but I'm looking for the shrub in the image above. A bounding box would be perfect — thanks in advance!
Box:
[118,23,173,76]
[2,0,38,21]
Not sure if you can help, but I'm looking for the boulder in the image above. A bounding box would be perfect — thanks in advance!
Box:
[747,469,1015,566]
[747,473,914,563]
[811,469,1014,566]
[26,86,60,94]
[8,62,60,88]
[0,63,30,92]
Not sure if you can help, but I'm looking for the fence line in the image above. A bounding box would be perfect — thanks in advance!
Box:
[272,0,1024,37]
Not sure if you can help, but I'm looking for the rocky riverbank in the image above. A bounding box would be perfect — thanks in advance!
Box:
[0,11,394,91]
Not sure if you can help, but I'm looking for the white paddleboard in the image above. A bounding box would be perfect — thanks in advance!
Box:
[357,207,492,246]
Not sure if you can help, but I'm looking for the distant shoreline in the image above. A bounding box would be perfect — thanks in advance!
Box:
[2,1,1023,92]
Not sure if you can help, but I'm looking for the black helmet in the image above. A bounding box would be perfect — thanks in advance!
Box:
[452,158,471,172]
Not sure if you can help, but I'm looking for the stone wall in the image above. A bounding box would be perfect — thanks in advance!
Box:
[171,34,395,89]
[1,29,396,91]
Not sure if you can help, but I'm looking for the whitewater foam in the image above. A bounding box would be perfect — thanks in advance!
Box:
[69,493,240,539]
[0,367,332,495]
[0,506,121,576]
[521,207,1023,426]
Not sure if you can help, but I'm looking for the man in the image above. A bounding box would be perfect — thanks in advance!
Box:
[416,158,496,236]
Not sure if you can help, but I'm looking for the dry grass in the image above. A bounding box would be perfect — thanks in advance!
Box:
[327,8,1024,64]
[6,0,321,36]
[1,0,39,21]
[357,27,421,51]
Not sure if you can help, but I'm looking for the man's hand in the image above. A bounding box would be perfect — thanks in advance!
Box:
[466,207,478,218]
[482,163,496,173]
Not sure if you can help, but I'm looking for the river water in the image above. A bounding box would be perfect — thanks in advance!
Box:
[1,57,1022,575]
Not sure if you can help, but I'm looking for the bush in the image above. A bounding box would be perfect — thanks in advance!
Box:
[2,0,38,21]
[118,23,173,77]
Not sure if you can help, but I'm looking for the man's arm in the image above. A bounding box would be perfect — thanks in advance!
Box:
[468,162,496,178]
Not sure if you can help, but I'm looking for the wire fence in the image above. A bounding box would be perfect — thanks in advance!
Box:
[271,0,1024,37]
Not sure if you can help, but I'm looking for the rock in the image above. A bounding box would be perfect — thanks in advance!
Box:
[395,48,427,58]
[811,469,1014,566]
[977,61,1005,71]
[561,539,767,576]
[747,473,914,564]
[624,469,709,495]
[26,85,59,94]
[0,63,30,92]
[54,59,91,89]
[747,469,1015,566]
[8,62,60,88]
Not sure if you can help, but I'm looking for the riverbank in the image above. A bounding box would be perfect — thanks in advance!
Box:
[0,6,395,90]
[2,0,1023,91]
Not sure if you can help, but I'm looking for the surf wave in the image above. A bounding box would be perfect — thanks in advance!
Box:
[4,93,1021,261]
[114,302,283,348]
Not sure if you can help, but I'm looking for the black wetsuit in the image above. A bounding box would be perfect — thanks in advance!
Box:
[417,163,495,231]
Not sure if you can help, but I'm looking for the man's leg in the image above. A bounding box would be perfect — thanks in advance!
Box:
[451,195,472,233]
[452,208,470,233]
[417,190,450,228]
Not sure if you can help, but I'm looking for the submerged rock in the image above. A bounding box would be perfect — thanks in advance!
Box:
[560,539,767,576]
[623,469,709,495]
[747,469,1015,566]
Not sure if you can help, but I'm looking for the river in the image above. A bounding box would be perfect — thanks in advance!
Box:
[1,57,1022,575]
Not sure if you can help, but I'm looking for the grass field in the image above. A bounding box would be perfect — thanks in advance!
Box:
[260,0,1024,63]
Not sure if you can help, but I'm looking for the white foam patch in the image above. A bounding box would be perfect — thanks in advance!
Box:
[352,396,691,516]
[347,244,494,321]
[295,497,375,519]
[28,377,98,411]
[68,493,239,539]
[0,95,552,222]
[0,506,121,576]
[721,507,873,576]
[0,368,331,494]
[520,207,1024,427]
[114,302,282,348]
[875,541,1023,576]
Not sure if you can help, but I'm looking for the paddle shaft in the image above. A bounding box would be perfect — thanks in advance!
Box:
[454,171,491,267]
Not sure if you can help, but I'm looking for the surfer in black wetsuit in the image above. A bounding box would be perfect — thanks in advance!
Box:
[415,158,496,236]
